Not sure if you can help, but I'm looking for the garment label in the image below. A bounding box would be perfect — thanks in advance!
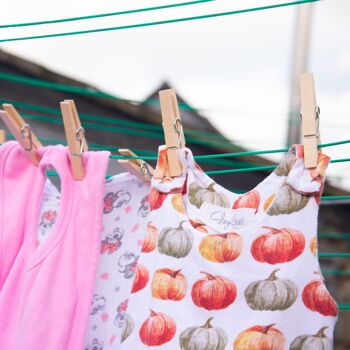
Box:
[198,202,256,232]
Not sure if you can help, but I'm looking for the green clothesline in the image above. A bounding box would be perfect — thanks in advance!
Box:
[0,98,222,140]
[5,97,349,150]
[319,233,350,240]
[206,158,350,175]
[108,139,350,160]
[0,75,197,111]
[0,0,321,43]
[5,134,250,168]
[3,98,349,153]
[0,0,214,28]
[322,269,350,276]
[319,253,350,258]
[18,113,245,150]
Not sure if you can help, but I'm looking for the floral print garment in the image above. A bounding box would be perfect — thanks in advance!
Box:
[36,173,150,350]
[120,145,338,350]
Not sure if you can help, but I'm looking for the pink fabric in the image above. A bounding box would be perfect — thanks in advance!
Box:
[0,141,110,350]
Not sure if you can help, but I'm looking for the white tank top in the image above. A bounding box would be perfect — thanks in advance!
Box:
[36,172,150,350]
[120,144,338,350]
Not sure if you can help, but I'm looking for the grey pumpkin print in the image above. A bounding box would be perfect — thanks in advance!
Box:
[267,183,310,216]
[179,317,228,350]
[121,313,134,343]
[188,182,229,209]
[290,326,332,350]
[245,269,298,311]
[274,147,297,177]
[158,220,194,258]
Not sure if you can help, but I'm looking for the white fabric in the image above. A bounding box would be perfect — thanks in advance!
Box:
[37,173,150,350]
[119,145,338,350]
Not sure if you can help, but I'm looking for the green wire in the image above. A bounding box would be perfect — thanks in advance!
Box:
[0,0,321,43]
[0,0,215,28]
[338,304,350,310]
[19,112,243,149]
[319,253,350,258]
[322,269,350,276]
[0,75,196,111]
[206,158,350,175]
[0,98,187,134]
[319,233,350,240]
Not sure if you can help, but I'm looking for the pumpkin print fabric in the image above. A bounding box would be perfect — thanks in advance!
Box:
[120,144,337,350]
[36,173,151,349]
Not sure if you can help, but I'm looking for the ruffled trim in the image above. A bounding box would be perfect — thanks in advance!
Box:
[282,145,330,196]
[151,144,330,198]
[151,146,196,194]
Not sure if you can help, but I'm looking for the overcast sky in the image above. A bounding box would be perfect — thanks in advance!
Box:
[0,0,349,188]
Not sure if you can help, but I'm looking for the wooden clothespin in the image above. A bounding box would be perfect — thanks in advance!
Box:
[0,129,6,144]
[118,149,154,183]
[60,100,88,180]
[300,73,321,169]
[159,88,186,177]
[0,103,42,165]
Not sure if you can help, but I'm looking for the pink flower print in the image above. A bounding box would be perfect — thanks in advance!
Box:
[100,273,109,280]
[109,335,116,345]
[131,224,140,232]
[124,206,132,214]
[101,312,109,322]
[39,210,57,234]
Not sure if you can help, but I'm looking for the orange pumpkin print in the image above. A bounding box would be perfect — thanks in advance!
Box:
[171,193,186,214]
[141,222,158,253]
[263,194,276,211]
[149,187,168,211]
[233,324,286,350]
[191,271,237,310]
[232,190,260,213]
[310,153,330,182]
[310,236,317,257]
[251,226,305,264]
[198,232,243,263]
[189,219,209,233]
[151,268,187,301]
[139,310,176,346]
[131,264,149,293]
[302,279,338,316]
[153,147,169,180]
[309,153,330,205]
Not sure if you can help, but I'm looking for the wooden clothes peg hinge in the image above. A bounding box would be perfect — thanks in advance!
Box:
[0,103,42,165]
[60,100,88,180]
[300,73,321,169]
[159,88,186,177]
[118,149,154,183]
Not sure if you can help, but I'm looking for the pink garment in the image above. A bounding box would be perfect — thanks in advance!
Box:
[0,141,110,350]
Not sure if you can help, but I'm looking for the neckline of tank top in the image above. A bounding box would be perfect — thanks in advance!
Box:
[150,144,330,235]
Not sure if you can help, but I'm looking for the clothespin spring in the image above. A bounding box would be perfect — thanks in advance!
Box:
[165,117,183,151]
[300,106,320,141]
[71,127,85,158]
[140,161,152,178]
[21,124,33,151]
